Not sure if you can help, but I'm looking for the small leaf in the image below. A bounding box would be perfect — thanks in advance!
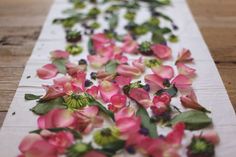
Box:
[52,59,67,74]
[100,140,125,155]
[136,107,158,138]
[88,39,95,55]
[25,94,42,100]
[31,97,66,115]
[170,110,212,130]
[152,31,166,44]
[109,13,118,29]
[105,60,119,74]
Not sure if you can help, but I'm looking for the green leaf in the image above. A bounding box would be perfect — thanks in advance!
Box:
[152,31,166,44]
[170,110,212,130]
[30,127,82,139]
[24,94,42,100]
[52,59,67,74]
[88,39,95,55]
[105,60,119,74]
[31,97,66,115]
[136,107,158,138]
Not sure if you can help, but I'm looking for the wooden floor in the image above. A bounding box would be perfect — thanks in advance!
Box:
[0,0,235,127]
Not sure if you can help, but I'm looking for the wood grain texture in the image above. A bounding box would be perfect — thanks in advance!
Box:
[0,0,235,127]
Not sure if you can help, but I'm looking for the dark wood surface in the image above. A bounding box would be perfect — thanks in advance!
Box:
[0,0,235,127]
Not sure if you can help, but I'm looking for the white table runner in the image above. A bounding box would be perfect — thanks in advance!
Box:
[0,0,236,156]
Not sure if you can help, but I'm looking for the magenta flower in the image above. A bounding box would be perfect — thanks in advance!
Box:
[74,106,103,134]
[37,64,58,80]
[151,93,171,115]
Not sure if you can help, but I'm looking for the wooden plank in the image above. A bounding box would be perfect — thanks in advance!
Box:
[0,112,7,127]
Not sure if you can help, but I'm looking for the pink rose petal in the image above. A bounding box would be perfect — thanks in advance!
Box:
[176,62,196,76]
[37,64,58,80]
[51,50,69,60]
[115,75,132,87]
[175,48,193,64]
[151,65,174,79]
[129,88,152,108]
[99,80,120,102]
[144,74,164,91]
[151,44,172,59]
[117,64,142,78]
[171,74,192,89]
[87,55,109,68]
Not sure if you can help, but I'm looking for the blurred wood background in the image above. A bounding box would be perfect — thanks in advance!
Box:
[0,0,235,126]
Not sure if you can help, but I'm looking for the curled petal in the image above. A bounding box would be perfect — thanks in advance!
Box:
[117,64,142,78]
[38,109,74,129]
[96,71,116,81]
[53,76,70,87]
[99,80,120,102]
[166,122,185,146]
[37,64,58,79]
[175,48,193,64]
[151,44,172,59]
[151,65,174,80]
[41,85,65,101]
[132,57,145,72]
[171,74,192,89]
[129,88,152,108]
[180,90,210,112]
[87,55,109,68]
[144,74,164,91]
[176,62,196,76]
[51,50,69,60]
[115,75,132,87]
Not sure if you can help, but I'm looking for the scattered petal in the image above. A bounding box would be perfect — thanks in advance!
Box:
[144,74,164,91]
[151,44,172,59]
[37,64,58,80]
[151,65,174,79]
[176,48,193,64]
[99,80,120,102]
[176,62,196,76]
[171,74,192,89]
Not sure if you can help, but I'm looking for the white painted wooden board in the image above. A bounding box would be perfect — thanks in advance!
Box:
[0,0,236,156]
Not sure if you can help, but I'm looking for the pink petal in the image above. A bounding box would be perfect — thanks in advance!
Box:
[153,93,171,105]
[41,85,65,101]
[110,94,127,108]
[92,33,111,45]
[115,107,135,121]
[129,88,152,108]
[121,34,138,54]
[166,122,185,146]
[151,65,174,79]
[38,109,74,129]
[99,80,120,102]
[66,62,87,77]
[117,64,142,78]
[151,101,169,116]
[114,75,132,87]
[151,44,172,59]
[176,62,196,76]
[86,86,98,98]
[144,74,164,91]
[37,64,58,80]
[19,134,43,153]
[51,50,69,59]
[114,54,128,64]
[71,71,86,92]
[175,48,193,64]
[171,74,192,89]
[96,71,116,81]
[82,106,99,117]
[132,57,145,72]
[87,55,109,68]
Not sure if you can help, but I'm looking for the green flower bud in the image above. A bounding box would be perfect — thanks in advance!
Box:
[66,44,83,55]
[93,127,120,146]
[138,41,153,56]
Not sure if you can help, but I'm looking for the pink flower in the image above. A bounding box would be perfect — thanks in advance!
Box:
[86,86,98,98]
[74,106,103,134]
[108,94,127,112]
[151,65,174,80]
[175,48,193,64]
[171,74,192,89]
[151,93,171,115]
[114,54,128,64]
[41,84,65,101]
[37,64,58,79]
[41,130,74,154]
[151,44,172,59]
[129,88,153,108]
[99,80,120,102]
[71,71,86,92]
[180,90,210,112]
[18,134,57,157]
[121,34,138,54]
[66,62,87,77]
[38,109,75,129]
[87,55,110,68]
[144,74,164,91]
[176,62,196,77]
[51,50,69,60]
[153,93,171,105]
[115,75,132,87]
[117,64,142,78]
